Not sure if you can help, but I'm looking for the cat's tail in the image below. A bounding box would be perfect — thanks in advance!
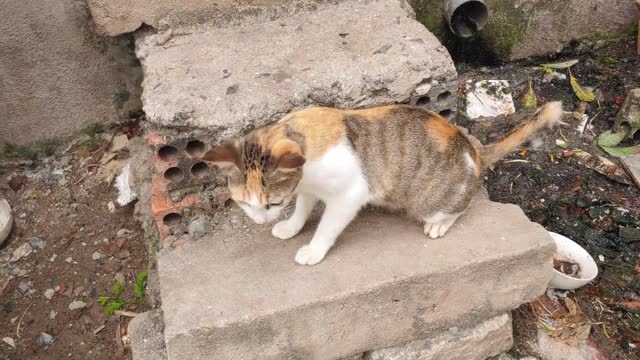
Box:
[479,101,565,167]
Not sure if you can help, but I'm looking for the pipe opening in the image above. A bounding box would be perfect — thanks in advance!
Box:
[158,145,179,162]
[186,140,206,158]
[164,167,184,182]
[163,212,183,226]
[190,162,210,178]
[446,0,488,38]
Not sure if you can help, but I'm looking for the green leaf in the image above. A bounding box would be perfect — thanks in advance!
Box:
[597,130,627,147]
[104,300,124,315]
[541,66,556,74]
[600,145,640,157]
[602,56,618,64]
[134,270,149,299]
[555,139,569,149]
[522,80,537,109]
[569,70,595,102]
[97,295,111,306]
[112,281,124,298]
[540,59,579,69]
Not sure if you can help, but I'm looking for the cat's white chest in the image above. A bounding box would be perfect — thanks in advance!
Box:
[297,139,369,201]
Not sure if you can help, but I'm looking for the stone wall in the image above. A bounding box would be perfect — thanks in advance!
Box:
[410,0,638,61]
[0,0,142,147]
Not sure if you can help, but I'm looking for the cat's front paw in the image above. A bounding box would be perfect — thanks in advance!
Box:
[271,220,301,240]
[294,245,327,266]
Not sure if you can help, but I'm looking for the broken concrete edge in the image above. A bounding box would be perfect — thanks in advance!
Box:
[128,311,513,360]
[134,0,458,133]
[88,0,415,37]
[129,309,168,360]
[364,313,513,360]
[129,136,164,308]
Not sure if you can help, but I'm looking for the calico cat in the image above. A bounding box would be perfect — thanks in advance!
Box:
[202,102,563,265]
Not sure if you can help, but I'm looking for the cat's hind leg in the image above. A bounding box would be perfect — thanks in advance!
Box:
[423,212,461,239]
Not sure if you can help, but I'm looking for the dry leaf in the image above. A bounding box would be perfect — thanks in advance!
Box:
[569,70,595,102]
[522,80,537,109]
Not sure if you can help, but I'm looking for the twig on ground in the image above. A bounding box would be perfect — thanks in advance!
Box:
[93,325,106,335]
[114,310,138,318]
[16,302,34,338]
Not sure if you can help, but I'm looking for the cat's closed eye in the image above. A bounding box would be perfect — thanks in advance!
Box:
[266,200,284,209]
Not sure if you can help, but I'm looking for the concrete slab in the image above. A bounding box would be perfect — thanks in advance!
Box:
[366,313,513,360]
[157,196,554,359]
[621,154,640,188]
[135,0,457,138]
[129,309,168,360]
[88,0,355,36]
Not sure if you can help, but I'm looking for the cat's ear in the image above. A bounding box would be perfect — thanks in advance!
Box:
[202,142,239,170]
[271,139,305,169]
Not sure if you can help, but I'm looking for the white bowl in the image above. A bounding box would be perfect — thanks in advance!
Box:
[0,199,12,245]
[548,232,598,290]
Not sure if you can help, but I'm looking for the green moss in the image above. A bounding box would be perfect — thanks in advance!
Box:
[479,0,528,59]
[4,138,61,160]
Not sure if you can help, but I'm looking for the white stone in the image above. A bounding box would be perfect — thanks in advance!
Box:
[10,243,32,262]
[68,300,86,310]
[466,80,516,119]
[44,288,55,301]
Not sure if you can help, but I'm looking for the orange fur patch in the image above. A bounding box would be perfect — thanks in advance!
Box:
[425,114,459,152]
[345,105,397,120]
[284,107,346,160]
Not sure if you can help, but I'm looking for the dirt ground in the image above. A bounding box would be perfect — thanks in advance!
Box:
[0,121,148,360]
[457,39,640,358]
[0,32,639,360]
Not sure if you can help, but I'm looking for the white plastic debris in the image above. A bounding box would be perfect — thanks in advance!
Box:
[0,199,12,246]
[2,337,15,348]
[465,80,516,119]
[115,161,137,206]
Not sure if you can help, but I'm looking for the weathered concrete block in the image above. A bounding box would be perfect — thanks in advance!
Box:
[135,0,458,138]
[366,313,513,360]
[412,0,638,60]
[156,196,554,359]
[129,309,168,360]
[0,0,142,147]
[88,0,358,36]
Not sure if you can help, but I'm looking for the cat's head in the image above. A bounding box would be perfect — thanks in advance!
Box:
[203,136,305,224]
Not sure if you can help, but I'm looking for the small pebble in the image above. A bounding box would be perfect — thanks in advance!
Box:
[92,251,102,261]
[50,254,57,262]
[30,237,46,250]
[17,281,32,293]
[44,288,55,301]
[68,300,86,311]
[49,310,58,319]
[115,272,125,285]
[65,257,72,263]
[38,332,54,346]
[117,229,132,238]
[598,255,605,262]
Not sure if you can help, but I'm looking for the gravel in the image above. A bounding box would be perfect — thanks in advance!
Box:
[68,300,87,311]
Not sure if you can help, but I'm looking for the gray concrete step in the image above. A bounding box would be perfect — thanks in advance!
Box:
[134,0,458,139]
[155,195,554,359]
